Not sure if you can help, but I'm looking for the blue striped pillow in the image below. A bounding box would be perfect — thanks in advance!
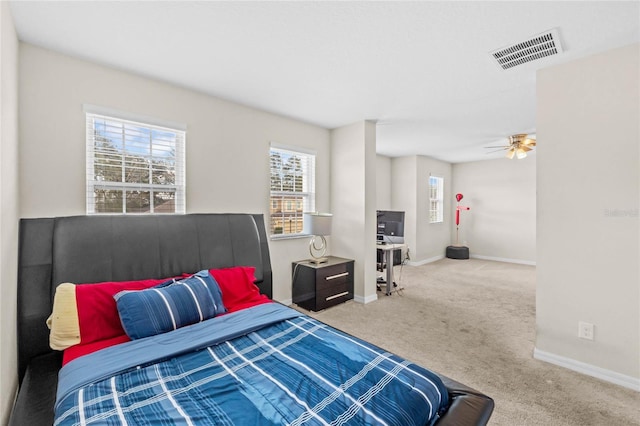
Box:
[115,270,227,340]
[156,270,227,317]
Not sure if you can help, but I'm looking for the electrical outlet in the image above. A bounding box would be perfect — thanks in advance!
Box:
[578,321,594,340]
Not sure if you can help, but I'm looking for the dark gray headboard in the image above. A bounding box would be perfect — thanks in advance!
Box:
[16,213,272,384]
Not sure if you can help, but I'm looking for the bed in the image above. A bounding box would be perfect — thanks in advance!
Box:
[9,213,494,425]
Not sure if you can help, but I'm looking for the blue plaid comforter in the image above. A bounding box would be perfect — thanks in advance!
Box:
[55,303,449,425]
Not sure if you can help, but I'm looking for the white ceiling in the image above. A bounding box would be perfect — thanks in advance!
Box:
[9,1,640,163]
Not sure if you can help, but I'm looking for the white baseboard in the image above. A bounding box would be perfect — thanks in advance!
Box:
[406,255,444,267]
[278,298,293,306]
[354,293,378,304]
[470,254,536,266]
[533,348,640,392]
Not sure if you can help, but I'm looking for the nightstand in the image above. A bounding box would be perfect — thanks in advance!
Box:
[292,256,354,311]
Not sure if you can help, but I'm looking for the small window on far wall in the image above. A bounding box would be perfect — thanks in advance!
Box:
[269,145,316,237]
[86,110,186,214]
[429,176,444,223]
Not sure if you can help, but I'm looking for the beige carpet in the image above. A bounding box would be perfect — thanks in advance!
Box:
[301,258,639,426]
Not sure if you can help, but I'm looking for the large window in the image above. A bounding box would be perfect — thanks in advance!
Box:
[429,176,444,223]
[86,111,186,214]
[269,145,315,237]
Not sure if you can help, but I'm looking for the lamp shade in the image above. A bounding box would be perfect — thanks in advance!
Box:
[304,212,332,236]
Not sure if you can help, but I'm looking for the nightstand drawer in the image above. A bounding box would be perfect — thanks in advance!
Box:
[317,281,352,310]
[317,263,351,283]
[317,280,350,301]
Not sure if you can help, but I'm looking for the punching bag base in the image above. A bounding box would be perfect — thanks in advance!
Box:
[446,246,469,260]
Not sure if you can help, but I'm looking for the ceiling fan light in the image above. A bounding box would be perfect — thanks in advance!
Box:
[487,134,536,159]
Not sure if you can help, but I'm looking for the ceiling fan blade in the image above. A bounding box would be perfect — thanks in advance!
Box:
[487,134,536,158]
[486,148,508,154]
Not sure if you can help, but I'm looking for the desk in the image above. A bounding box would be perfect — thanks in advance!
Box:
[376,243,406,295]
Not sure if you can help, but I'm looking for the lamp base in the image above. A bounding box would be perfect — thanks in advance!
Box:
[309,235,328,264]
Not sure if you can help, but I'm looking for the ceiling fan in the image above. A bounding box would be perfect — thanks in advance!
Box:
[486,134,536,159]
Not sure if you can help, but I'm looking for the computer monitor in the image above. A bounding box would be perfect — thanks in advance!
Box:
[376,210,405,244]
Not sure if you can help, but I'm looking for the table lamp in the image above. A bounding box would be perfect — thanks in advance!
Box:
[304,212,332,264]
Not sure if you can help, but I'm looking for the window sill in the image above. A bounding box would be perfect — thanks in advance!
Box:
[270,234,310,241]
[88,212,186,216]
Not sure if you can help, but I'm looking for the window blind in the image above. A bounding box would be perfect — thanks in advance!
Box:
[429,176,444,223]
[86,113,186,214]
[269,145,316,236]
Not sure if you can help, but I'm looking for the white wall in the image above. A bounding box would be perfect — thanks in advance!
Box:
[452,156,536,263]
[376,154,391,210]
[536,43,639,388]
[18,43,332,304]
[416,156,452,261]
[0,2,19,423]
[391,156,418,259]
[331,121,377,302]
[391,155,452,263]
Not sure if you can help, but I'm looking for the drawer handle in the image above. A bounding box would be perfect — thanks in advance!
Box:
[325,272,349,281]
[326,291,349,301]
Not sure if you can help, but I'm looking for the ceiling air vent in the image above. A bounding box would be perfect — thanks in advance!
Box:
[490,28,563,70]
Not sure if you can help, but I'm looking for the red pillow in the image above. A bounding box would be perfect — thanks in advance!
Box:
[208,266,271,312]
[63,268,270,364]
[75,278,169,345]
[63,334,131,365]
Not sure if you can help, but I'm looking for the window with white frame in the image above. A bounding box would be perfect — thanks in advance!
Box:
[429,176,444,223]
[269,145,315,237]
[86,111,186,214]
